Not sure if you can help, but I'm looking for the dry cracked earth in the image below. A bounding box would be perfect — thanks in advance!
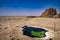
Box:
[0,16,60,40]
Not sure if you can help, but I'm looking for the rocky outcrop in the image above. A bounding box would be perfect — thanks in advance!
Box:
[53,13,60,18]
[58,13,60,18]
[41,8,57,18]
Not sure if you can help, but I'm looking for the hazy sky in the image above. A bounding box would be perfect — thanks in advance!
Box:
[0,0,60,16]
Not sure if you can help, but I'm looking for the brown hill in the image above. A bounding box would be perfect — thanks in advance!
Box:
[41,8,57,18]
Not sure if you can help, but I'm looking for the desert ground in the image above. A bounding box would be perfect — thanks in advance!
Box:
[0,16,60,40]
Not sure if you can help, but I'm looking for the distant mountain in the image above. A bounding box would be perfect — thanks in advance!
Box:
[41,8,57,18]
[26,8,60,18]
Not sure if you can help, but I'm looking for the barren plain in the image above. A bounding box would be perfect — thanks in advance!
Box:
[0,16,60,40]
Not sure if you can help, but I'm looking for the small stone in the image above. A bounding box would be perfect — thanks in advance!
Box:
[0,25,2,26]
[4,27,8,30]
[11,37,15,40]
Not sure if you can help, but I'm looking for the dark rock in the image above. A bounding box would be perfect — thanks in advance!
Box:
[0,24,2,26]
[53,13,60,18]
[58,13,60,18]
[4,27,8,30]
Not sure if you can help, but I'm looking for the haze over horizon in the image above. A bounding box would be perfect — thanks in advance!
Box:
[0,0,60,16]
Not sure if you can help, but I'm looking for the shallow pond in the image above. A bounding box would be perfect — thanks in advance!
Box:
[22,26,48,38]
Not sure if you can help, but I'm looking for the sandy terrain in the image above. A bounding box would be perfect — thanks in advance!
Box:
[0,16,60,40]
